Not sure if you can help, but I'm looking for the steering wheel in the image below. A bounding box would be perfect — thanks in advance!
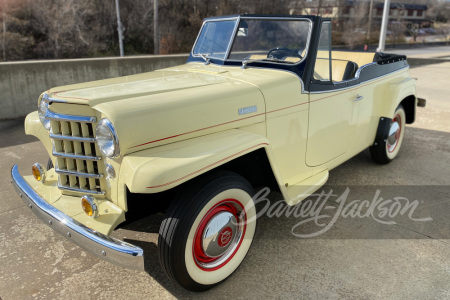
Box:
[267,47,302,60]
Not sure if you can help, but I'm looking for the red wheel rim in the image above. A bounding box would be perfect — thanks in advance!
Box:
[192,198,247,271]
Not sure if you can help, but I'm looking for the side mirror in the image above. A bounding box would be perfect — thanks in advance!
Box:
[237,20,248,37]
[237,27,248,37]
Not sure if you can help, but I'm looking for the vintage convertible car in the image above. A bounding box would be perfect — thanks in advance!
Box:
[11,15,425,291]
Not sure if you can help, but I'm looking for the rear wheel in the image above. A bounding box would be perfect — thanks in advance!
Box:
[370,105,406,164]
[158,171,256,292]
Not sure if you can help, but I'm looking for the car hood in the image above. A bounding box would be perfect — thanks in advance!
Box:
[47,63,302,154]
[48,67,233,106]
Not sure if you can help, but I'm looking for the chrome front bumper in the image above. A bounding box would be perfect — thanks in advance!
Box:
[11,164,144,270]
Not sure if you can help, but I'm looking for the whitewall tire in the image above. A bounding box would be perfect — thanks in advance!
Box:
[158,171,256,291]
[370,105,406,164]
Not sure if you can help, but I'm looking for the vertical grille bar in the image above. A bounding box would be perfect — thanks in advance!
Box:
[48,110,104,195]
[81,122,95,191]
[70,122,88,189]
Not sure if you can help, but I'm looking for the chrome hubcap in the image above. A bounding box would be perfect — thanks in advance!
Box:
[193,199,246,270]
[202,211,237,257]
[387,116,401,153]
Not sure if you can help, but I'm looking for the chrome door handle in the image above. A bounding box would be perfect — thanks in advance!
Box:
[354,94,364,101]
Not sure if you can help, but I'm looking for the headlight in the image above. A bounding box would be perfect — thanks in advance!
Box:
[95,118,120,157]
[38,96,51,130]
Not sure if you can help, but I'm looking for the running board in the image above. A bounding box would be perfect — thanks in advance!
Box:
[285,170,329,206]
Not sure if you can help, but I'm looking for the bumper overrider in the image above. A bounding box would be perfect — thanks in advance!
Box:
[11,165,144,270]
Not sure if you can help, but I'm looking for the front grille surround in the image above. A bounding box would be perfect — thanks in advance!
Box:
[46,109,106,195]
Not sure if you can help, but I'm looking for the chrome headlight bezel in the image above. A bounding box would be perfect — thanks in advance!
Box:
[81,195,99,218]
[38,95,51,130]
[95,118,120,158]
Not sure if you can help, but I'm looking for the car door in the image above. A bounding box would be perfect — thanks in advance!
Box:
[306,21,359,167]
[352,81,374,152]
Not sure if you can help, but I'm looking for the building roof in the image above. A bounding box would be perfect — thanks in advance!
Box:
[374,3,427,10]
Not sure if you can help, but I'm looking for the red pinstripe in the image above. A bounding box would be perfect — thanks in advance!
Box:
[146,143,269,188]
[53,90,90,101]
[128,102,309,149]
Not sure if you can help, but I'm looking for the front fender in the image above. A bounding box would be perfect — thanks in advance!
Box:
[25,111,53,157]
[119,129,277,195]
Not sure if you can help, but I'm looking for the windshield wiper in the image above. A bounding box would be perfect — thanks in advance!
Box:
[242,57,295,69]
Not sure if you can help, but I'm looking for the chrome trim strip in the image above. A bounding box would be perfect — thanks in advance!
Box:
[46,110,97,123]
[57,183,105,195]
[55,168,103,179]
[310,84,359,95]
[50,133,96,143]
[52,150,101,161]
[42,93,67,103]
[310,64,410,94]
[355,62,377,78]
[10,165,143,270]
[357,64,410,86]
[225,16,241,60]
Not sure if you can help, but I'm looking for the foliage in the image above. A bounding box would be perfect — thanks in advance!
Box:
[0,0,299,60]
[0,0,447,61]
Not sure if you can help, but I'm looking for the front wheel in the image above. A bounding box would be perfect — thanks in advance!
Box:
[370,105,406,164]
[158,171,257,292]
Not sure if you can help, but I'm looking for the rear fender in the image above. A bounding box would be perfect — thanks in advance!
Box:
[380,76,416,119]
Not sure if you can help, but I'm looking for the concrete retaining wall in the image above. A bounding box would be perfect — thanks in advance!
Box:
[0,54,189,120]
[0,51,447,120]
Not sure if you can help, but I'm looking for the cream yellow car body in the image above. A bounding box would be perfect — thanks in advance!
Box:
[20,59,415,236]
[11,15,422,289]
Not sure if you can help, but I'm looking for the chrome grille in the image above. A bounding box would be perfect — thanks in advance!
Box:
[46,110,105,195]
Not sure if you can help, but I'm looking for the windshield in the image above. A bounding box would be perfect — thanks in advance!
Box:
[192,20,237,60]
[192,18,311,64]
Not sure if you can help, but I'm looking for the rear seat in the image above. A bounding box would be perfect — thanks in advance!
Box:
[331,51,375,68]
[248,54,268,60]
[248,50,374,82]
[314,51,375,81]
[314,59,358,82]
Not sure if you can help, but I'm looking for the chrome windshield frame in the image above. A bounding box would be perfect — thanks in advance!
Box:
[191,16,240,61]
[191,16,313,66]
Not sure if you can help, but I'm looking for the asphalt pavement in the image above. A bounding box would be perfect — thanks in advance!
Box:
[0,49,449,299]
